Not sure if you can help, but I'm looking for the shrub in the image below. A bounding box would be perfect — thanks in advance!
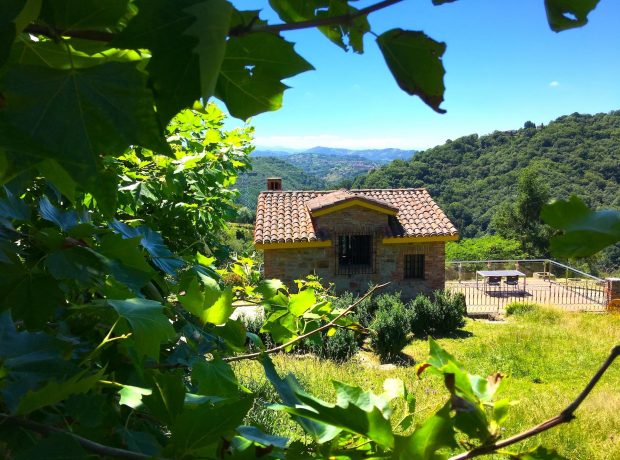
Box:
[370,298,412,363]
[409,291,466,337]
[309,328,359,362]
[433,290,467,334]
[334,291,376,328]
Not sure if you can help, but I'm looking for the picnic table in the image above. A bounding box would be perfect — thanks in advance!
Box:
[476,270,526,292]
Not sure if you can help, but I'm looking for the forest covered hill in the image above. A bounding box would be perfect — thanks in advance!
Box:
[236,157,325,209]
[353,111,620,238]
[284,152,378,184]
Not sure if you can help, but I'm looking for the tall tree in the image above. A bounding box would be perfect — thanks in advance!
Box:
[492,167,552,256]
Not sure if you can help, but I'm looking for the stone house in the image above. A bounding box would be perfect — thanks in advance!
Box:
[254,179,459,298]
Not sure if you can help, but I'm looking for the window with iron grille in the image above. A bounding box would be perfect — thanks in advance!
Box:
[336,234,374,274]
[404,254,425,279]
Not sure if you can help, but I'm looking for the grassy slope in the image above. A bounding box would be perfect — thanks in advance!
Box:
[236,310,620,459]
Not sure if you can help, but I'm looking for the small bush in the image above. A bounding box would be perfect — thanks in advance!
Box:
[370,297,412,363]
[506,301,540,316]
[308,328,359,362]
[409,291,466,337]
[334,291,376,328]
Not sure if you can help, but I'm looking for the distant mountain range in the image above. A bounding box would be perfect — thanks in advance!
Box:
[236,147,416,209]
[252,146,414,163]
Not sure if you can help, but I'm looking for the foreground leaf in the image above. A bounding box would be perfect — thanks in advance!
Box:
[544,0,600,32]
[216,32,314,119]
[108,298,176,359]
[377,29,447,114]
[541,195,620,257]
[0,62,168,196]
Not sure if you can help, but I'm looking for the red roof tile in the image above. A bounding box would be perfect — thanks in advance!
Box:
[254,188,458,244]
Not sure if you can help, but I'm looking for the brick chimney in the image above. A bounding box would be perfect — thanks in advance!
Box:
[267,177,282,191]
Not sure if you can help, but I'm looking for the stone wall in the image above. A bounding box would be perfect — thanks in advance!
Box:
[262,205,446,298]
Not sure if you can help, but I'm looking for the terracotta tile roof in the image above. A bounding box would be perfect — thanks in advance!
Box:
[305,189,398,214]
[254,188,458,244]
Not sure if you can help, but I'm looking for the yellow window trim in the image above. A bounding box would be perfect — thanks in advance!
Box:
[311,199,398,217]
[255,240,332,250]
[382,235,459,244]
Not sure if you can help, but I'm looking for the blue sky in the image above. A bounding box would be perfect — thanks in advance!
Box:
[228,1,620,151]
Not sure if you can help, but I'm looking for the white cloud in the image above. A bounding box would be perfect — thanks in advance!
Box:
[549,80,560,87]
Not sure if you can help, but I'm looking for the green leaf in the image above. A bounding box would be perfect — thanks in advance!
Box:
[0,188,29,220]
[108,298,176,359]
[0,62,169,197]
[142,372,186,425]
[16,368,105,414]
[265,357,394,447]
[168,397,253,458]
[179,272,233,325]
[215,32,314,119]
[289,288,316,316]
[184,0,233,100]
[204,286,233,325]
[40,0,129,30]
[377,29,447,114]
[269,0,370,53]
[114,0,231,125]
[262,355,341,443]
[0,311,73,413]
[2,273,64,329]
[541,196,620,257]
[236,425,288,449]
[255,278,285,299]
[118,384,152,409]
[544,0,600,32]
[0,0,41,67]
[110,220,185,275]
[14,433,87,460]
[394,402,457,460]
[39,196,82,231]
[191,358,241,398]
[99,233,155,277]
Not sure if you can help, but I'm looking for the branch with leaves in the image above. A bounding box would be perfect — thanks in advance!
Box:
[225,282,389,362]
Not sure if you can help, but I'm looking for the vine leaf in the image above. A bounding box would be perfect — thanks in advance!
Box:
[167,397,253,458]
[16,368,105,415]
[262,355,341,443]
[0,311,74,413]
[2,272,64,329]
[215,32,314,119]
[377,29,447,114]
[0,0,41,66]
[13,433,88,460]
[394,402,457,460]
[142,372,186,426]
[541,196,620,257]
[108,298,176,360]
[191,358,243,398]
[114,0,232,125]
[40,0,129,30]
[178,272,234,325]
[544,0,600,32]
[110,220,184,275]
[268,0,370,53]
[0,62,169,197]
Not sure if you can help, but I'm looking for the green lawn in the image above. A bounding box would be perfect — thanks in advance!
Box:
[235,309,620,459]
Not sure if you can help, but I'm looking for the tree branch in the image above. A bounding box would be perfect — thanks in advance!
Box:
[449,345,620,460]
[0,414,171,460]
[230,0,405,36]
[224,282,388,363]
[23,0,405,42]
